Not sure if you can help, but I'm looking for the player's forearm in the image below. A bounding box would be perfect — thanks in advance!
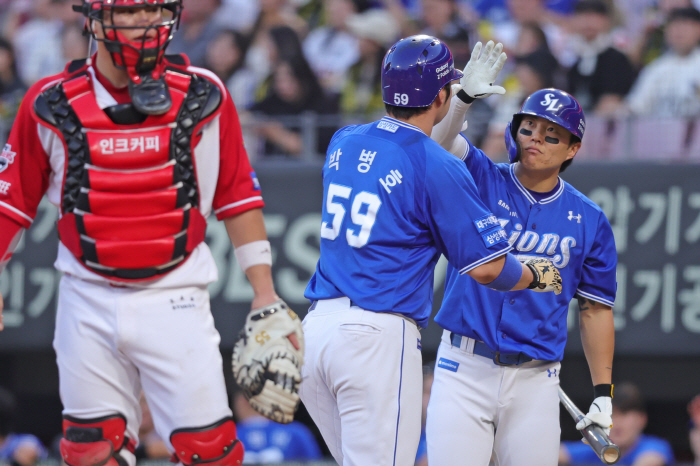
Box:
[431,92,470,157]
[224,209,278,308]
[579,299,615,385]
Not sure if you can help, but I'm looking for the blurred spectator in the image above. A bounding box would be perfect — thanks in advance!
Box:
[60,23,89,63]
[626,0,694,67]
[341,8,399,118]
[419,0,474,64]
[232,390,322,463]
[415,363,434,466]
[249,0,308,37]
[559,382,675,466]
[214,0,260,34]
[690,394,700,466]
[134,392,169,461]
[204,30,259,110]
[12,0,81,85]
[302,0,361,99]
[245,24,307,105]
[0,38,26,141]
[481,44,560,160]
[250,53,338,158]
[167,0,223,67]
[482,0,572,67]
[625,7,700,118]
[565,0,637,116]
[0,387,48,466]
[472,0,578,22]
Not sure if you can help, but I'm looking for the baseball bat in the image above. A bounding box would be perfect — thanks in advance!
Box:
[558,387,621,465]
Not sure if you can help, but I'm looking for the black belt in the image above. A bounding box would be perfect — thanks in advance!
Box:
[450,332,533,366]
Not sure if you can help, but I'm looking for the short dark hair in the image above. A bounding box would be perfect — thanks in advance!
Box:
[612,382,646,413]
[559,135,581,173]
[385,83,451,119]
[574,0,610,16]
[667,7,700,25]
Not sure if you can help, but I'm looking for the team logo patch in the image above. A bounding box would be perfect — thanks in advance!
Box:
[0,144,17,173]
[437,357,459,372]
[474,214,500,232]
[250,171,261,190]
[377,121,399,133]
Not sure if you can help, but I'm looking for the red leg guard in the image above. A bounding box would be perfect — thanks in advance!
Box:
[60,414,135,466]
[170,418,244,466]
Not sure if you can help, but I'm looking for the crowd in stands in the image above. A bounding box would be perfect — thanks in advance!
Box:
[1,0,700,161]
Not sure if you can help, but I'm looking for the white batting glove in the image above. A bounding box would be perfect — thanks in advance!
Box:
[457,41,507,101]
[577,396,613,436]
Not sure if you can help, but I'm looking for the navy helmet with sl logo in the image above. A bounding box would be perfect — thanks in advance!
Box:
[505,88,586,163]
[381,35,463,108]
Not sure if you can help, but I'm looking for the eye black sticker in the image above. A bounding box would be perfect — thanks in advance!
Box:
[544,136,560,144]
[519,128,532,136]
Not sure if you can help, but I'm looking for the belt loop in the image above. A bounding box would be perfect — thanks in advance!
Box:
[465,337,475,355]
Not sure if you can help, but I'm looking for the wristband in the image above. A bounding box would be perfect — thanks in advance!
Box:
[234,240,272,271]
[456,89,476,104]
[486,253,522,291]
[594,384,614,398]
[525,262,541,289]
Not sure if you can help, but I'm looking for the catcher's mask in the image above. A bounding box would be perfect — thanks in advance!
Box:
[75,0,183,114]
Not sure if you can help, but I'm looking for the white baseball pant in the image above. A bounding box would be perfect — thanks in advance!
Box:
[427,330,561,466]
[299,297,422,466]
[54,274,232,466]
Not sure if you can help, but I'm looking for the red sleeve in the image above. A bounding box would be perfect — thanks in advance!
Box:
[0,77,55,228]
[211,89,265,220]
[0,213,23,271]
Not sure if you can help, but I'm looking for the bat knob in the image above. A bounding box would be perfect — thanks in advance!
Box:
[601,444,621,464]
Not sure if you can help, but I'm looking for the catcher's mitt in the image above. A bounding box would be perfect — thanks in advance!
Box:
[524,258,563,295]
[232,299,304,424]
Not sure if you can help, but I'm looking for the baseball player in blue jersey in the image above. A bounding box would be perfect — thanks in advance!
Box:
[427,42,618,466]
[300,35,563,466]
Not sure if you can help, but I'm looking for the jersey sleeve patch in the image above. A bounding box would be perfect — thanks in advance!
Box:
[250,171,261,191]
[474,214,500,232]
[481,228,509,248]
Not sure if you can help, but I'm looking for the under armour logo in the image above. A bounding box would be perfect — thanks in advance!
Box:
[568,211,581,223]
[547,369,558,377]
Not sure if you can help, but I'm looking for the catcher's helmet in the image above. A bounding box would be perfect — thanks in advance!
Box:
[381,35,463,108]
[76,0,182,76]
[505,88,585,163]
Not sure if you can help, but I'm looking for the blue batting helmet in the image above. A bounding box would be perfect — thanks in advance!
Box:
[505,88,586,163]
[381,35,463,108]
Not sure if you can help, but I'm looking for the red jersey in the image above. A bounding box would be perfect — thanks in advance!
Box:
[0,55,264,287]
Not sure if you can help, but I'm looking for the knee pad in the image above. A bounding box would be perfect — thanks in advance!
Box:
[170,417,244,466]
[60,414,135,466]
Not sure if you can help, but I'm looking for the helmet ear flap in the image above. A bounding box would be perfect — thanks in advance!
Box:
[505,118,522,164]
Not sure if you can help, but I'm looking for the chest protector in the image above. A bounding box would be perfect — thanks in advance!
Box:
[34,56,221,281]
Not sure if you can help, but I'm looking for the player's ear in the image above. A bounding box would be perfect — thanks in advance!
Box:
[566,136,581,161]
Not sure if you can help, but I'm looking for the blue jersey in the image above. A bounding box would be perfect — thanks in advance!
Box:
[563,434,675,465]
[435,140,617,361]
[237,417,322,462]
[305,117,511,328]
